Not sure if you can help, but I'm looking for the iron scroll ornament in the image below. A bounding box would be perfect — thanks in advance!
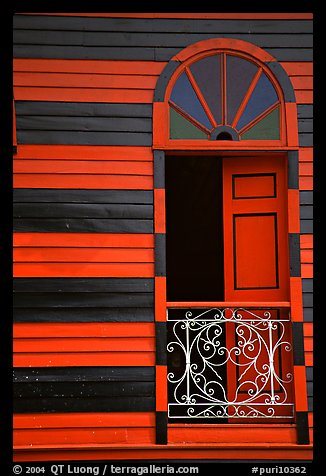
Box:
[167,308,294,419]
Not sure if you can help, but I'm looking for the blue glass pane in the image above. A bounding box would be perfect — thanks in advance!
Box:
[190,54,222,124]
[236,72,279,131]
[170,72,212,130]
[226,55,258,125]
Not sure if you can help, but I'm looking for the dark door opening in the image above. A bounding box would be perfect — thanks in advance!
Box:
[165,155,224,302]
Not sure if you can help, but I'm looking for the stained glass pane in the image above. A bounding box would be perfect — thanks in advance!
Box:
[226,55,258,125]
[190,54,222,124]
[170,72,212,130]
[240,107,280,140]
[236,72,279,131]
[170,107,208,139]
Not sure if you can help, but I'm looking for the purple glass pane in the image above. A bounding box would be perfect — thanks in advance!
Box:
[170,72,212,130]
[226,55,258,125]
[236,72,279,131]
[189,54,222,124]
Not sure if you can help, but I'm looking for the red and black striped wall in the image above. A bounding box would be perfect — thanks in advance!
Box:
[13,12,313,458]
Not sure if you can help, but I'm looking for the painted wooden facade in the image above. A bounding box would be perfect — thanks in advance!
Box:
[13,12,313,461]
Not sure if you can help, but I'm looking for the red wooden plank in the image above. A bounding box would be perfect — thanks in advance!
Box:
[299,148,313,163]
[281,62,313,77]
[299,162,313,176]
[294,90,313,104]
[290,277,303,323]
[14,337,155,353]
[13,351,155,367]
[304,323,313,337]
[300,234,313,250]
[14,248,154,263]
[154,189,166,233]
[14,72,158,90]
[15,145,153,161]
[14,87,154,103]
[300,249,313,264]
[14,160,153,175]
[14,323,155,339]
[155,277,166,322]
[288,189,300,233]
[299,177,313,190]
[155,366,167,412]
[169,425,297,444]
[13,262,154,278]
[14,174,153,189]
[14,233,154,248]
[301,263,313,278]
[14,59,166,75]
[14,428,155,445]
[290,76,313,90]
[14,412,155,429]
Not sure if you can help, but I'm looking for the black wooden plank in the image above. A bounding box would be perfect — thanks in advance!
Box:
[297,105,313,119]
[13,278,154,293]
[13,366,155,382]
[14,292,154,308]
[13,218,153,233]
[13,396,155,413]
[16,101,152,118]
[306,366,313,382]
[300,219,313,234]
[299,133,313,147]
[14,45,158,60]
[14,44,312,62]
[13,189,153,204]
[303,293,313,308]
[14,30,313,48]
[17,130,152,146]
[303,308,313,322]
[296,411,310,445]
[14,203,153,219]
[17,116,152,133]
[300,205,313,220]
[300,191,313,205]
[302,278,313,293]
[13,16,313,34]
[289,233,301,277]
[14,307,154,322]
[154,150,165,188]
[14,381,154,398]
[298,118,313,134]
[155,322,167,366]
[288,150,299,189]
[156,411,168,444]
[155,233,166,277]
[292,322,305,366]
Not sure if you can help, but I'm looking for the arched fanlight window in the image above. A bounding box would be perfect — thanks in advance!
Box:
[169,53,281,141]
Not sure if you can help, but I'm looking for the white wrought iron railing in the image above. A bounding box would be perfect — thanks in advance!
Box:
[167,307,294,420]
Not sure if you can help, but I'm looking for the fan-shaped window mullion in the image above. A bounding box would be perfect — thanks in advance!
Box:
[168,51,282,141]
[185,67,217,128]
[231,68,263,129]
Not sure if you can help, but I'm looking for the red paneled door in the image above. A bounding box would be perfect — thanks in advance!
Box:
[223,156,289,302]
[222,156,293,421]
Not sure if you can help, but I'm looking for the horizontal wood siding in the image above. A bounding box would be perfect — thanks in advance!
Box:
[13,278,154,322]
[13,322,155,367]
[13,12,312,458]
[14,413,155,446]
[14,367,155,412]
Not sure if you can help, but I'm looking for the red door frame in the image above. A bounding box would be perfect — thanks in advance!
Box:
[152,38,309,446]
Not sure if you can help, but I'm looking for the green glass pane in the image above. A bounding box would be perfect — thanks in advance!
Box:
[241,107,280,140]
[170,107,208,139]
